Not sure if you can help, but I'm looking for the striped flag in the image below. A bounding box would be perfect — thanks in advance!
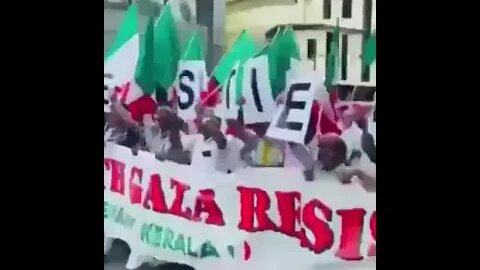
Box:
[104,4,139,98]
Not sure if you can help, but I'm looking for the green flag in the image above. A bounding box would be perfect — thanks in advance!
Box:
[213,30,257,87]
[105,4,138,61]
[154,4,181,96]
[182,31,204,61]
[281,26,301,60]
[324,19,340,91]
[362,32,376,67]
[255,26,300,99]
[134,17,156,95]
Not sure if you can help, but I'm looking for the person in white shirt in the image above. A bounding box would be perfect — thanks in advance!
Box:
[183,115,245,174]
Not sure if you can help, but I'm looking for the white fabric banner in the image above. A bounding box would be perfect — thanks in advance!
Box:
[104,143,376,270]
[176,60,207,120]
[242,56,277,124]
[266,72,320,144]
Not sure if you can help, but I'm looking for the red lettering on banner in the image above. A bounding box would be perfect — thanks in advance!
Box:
[237,187,278,232]
[103,156,377,259]
[275,191,302,237]
[192,189,226,226]
[142,174,168,213]
[300,199,334,254]
[168,179,193,220]
[128,167,143,204]
[335,209,366,260]
[104,158,126,195]
[369,211,376,257]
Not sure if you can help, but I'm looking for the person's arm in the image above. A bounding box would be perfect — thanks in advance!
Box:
[211,129,227,150]
[110,96,137,128]
[142,115,158,151]
[345,149,362,166]
[225,119,260,166]
[337,167,376,192]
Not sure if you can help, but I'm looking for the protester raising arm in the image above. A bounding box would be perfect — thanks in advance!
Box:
[225,118,261,167]
[109,94,137,128]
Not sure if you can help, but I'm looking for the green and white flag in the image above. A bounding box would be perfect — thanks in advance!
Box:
[104,4,139,105]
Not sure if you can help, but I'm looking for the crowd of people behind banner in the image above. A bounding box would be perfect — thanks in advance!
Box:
[104,80,376,192]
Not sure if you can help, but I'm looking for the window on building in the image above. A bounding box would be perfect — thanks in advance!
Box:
[341,34,348,80]
[307,39,317,70]
[323,0,331,19]
[342,0,352,18]
[325,32,332,71]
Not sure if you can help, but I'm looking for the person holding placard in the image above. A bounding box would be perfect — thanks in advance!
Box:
[182,112,245,174]
[142,102,192,164]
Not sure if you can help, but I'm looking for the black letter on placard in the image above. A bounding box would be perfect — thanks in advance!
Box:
[225,69,237,109]
[178,70,195,110]
[250,68,264,112]
[275,82,311,131]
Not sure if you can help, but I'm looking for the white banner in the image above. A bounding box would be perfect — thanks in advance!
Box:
[176,60,207,120]
[266,72,319,144]
[104,143,376,270]
[242,56,277,124]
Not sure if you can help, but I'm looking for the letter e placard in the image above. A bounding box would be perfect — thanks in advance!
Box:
[266,73,319,144]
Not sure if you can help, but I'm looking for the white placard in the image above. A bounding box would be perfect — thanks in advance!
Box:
[242,55,277,124]
[176,60,207,120]
[216,62,240,120]
[266,72,320,144]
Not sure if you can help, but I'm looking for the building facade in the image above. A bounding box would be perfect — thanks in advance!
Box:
[104,0,226,72]
[226,0,376,86]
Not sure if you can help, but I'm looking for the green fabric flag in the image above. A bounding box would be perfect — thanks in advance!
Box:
[105,4,138,61]
[362,32,376,67]
[154,4,181,93]
[213,30,257,87]
[255,25,300,99]
[181,31,204,61]
[134,17,156,95]
[324,19,340,91]
[281,26,301,60]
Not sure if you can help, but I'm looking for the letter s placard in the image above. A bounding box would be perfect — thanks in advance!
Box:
[176,60,207,120]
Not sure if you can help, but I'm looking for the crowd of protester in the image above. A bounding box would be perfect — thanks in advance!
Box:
[104,84,376,191]
[104,83,376,269]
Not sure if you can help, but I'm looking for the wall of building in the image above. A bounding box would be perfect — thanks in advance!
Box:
[226,0,302,49]
[225,0,376,86]
[304,0,363,30]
